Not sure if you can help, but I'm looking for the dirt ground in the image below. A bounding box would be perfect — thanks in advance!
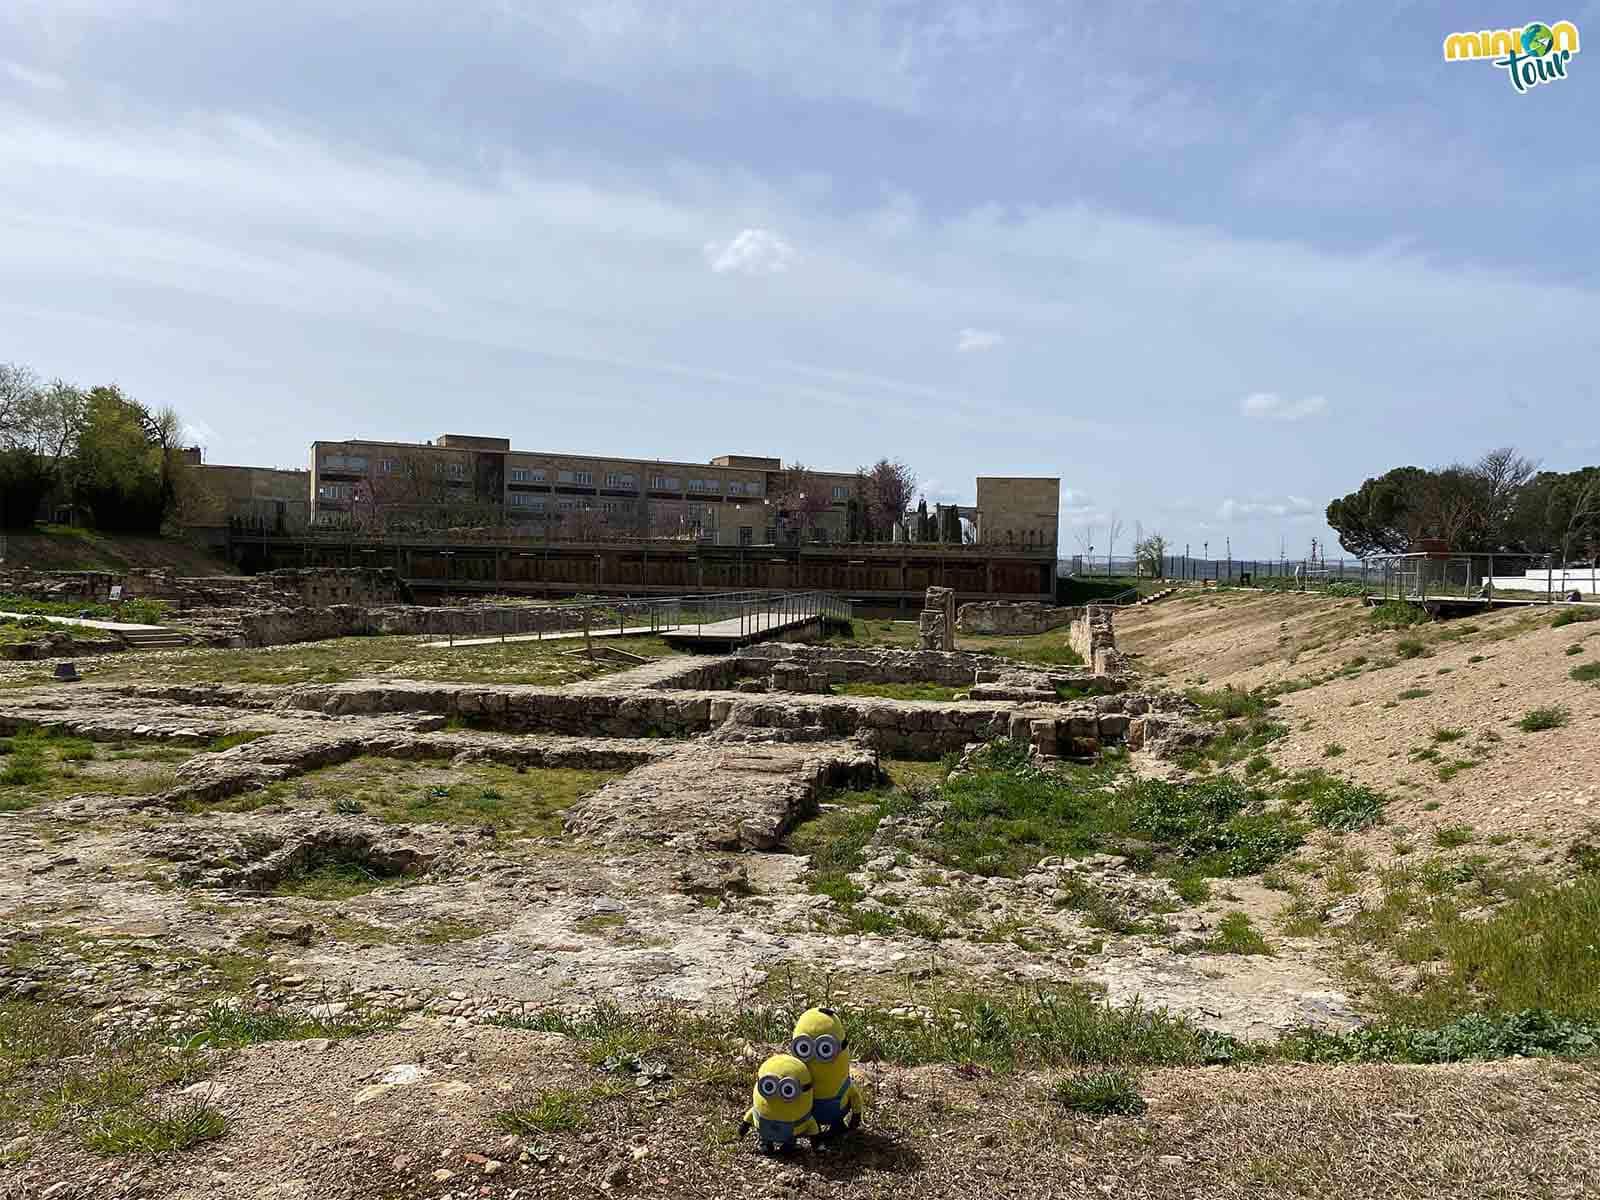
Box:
[4,599,1599,1198]
[1118,591,1600,858]
[7,1017,1598,1200]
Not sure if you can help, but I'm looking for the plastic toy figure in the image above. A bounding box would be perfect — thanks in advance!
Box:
[789,1006,863,1137]
[740,1053,820,1152]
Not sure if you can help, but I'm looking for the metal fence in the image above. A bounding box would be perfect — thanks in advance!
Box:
[1364,553,1598,604]
[1060,555,1386,588]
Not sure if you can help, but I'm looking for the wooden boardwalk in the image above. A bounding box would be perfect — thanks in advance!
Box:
[660,605,822,651]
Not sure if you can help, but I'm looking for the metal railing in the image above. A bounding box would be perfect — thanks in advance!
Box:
[433,589,852,647]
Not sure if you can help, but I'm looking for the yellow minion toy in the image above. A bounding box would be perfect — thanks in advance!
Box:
[789,1007,863,1136]
[739,1053,820,1152]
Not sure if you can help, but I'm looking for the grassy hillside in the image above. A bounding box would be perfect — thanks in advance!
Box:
[0,526,234,575]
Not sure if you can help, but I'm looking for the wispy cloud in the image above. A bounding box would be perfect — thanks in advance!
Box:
[1216,496,1318,522]
[3,61,66,92]
[703,228,796,276]
[1239,392,1327,421]
[956,327,1003,353]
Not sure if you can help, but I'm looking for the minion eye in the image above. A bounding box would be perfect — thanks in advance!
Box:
[758,1077,778,1097]
[779,1080,799,1101]
[815,1036,837,1061]
[791,1037,814,1059]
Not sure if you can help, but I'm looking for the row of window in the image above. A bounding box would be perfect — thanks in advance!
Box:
[508,496,640,513]
[320,455,850,502]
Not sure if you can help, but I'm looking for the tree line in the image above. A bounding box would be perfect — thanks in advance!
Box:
[1326,447,1600,560]
[0,363,196,533]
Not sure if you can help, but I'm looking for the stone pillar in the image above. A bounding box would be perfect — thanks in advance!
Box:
[917,585,956,651]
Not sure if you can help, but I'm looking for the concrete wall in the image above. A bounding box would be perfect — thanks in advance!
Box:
[185,464,311,545]
[975,477,1060,550]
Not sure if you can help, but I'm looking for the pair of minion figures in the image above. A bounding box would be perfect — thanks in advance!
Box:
[740,1006,864,1153]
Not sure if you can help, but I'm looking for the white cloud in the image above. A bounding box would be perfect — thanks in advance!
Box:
[1216,496,1318,522]
[956,327,1003,352]
[1239,392,1327,421]
[703,229,796,276]
[182,418,219,449]
[1061,489,1095,512]
[3,62,66,92]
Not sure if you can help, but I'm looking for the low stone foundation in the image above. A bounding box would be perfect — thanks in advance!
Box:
[955,600,1074,636]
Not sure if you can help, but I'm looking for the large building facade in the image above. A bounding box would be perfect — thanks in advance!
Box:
[309,434,862,547]
[304,432,1059,551]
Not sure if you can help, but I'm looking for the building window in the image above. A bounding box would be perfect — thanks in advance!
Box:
[317,483,352,500]
[688,477,718,492]
[320,454,368,473]
[509,467,546,484]
[558,469,593,485]
[738,526,753,545]
[764,526,776,544]
[510,493,546,509]
[379,459,397,474]
[832,485,848,501]
[604,472,636,489]
[651,475,679,490]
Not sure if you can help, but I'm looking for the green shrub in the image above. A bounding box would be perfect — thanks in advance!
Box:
[1395,639,1428,660]
[1280,771,1386,832]
[1279,1009,1600,1065]
[1370,601,1428,629]
[1434,825,1474,849]
[1571,662,1600,683]
[1518,706,1570,732]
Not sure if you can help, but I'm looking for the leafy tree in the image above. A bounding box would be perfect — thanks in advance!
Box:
[0,365,83,529]
[68,386,175,533]
[1326,466,1429,556]
[1135,532,1169,578]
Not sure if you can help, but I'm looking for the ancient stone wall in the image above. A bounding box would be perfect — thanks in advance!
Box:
[261,567,407,607]
[955,601,1076,636]
[1069,606,1123,674]
[917,586,956,650]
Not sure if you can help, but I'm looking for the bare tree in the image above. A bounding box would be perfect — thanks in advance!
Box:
[1105,513,1124,576]
[858,458,918,539]
[1074,525,1095,572]
[1475,446,1537,547]
[1562,475,1600,564]
[773,462,831,539]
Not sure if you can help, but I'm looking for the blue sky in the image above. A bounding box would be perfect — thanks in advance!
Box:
[3,2,1597,558]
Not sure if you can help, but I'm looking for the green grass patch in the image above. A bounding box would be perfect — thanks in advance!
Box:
[245,756,622,838]
[1570,662,1600,683]
[836,682,965,702]
[1552,608,1600,628]
[494,1087,589,1135]
[1208,911,1273,956]
[1369,601,1428,630]
[1052,1069,1147,1116]
[1396,688,1432,701]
